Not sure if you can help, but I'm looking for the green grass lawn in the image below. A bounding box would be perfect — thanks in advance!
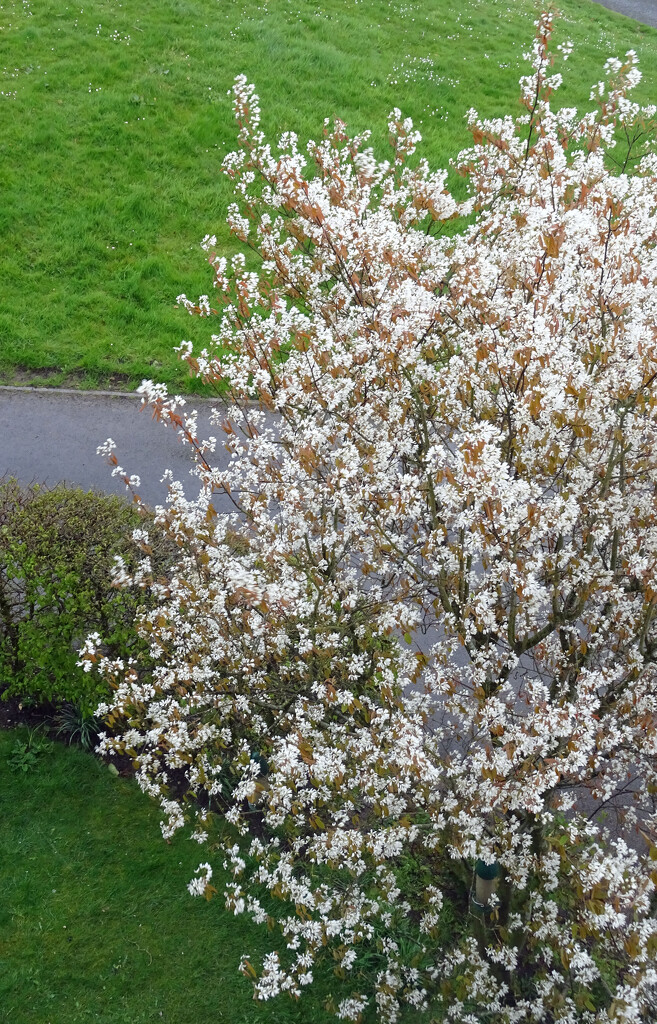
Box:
[0,0,656,392]
[0,728,351,1024]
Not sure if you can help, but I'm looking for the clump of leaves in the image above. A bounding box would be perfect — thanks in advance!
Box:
[7,727,54,773]
[55,702,102,751]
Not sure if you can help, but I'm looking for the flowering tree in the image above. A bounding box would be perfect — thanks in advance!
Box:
[84,14,657,1023]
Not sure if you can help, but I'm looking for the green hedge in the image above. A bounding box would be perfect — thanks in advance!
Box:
[0,479,170,714]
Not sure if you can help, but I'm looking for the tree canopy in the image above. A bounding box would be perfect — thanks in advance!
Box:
[85,14,657,1023]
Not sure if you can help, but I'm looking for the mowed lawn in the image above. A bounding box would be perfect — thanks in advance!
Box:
[0,728,343,1024]
[0,0,655,392]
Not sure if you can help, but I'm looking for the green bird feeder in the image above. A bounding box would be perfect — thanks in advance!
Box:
[473,859,500,909]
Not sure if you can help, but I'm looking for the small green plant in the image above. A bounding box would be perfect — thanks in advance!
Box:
[6,727,54,773]
[55,702,102,751]
[7,739,39,774]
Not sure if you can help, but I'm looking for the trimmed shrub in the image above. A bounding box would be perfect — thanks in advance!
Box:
[0,479,171,714]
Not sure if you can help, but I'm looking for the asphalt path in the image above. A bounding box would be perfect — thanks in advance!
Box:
[590,0,657,28]
[0,386,235,508]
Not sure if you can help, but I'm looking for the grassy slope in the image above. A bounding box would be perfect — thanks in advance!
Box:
[0,0,655,392]
[0,729,344,1024]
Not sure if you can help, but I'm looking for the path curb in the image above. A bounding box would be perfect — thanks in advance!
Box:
[0,386,271,409]
[0,385,220,402]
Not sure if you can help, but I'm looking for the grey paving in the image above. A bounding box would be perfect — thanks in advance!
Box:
[0,387,233,509]
[590,0,657,29]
